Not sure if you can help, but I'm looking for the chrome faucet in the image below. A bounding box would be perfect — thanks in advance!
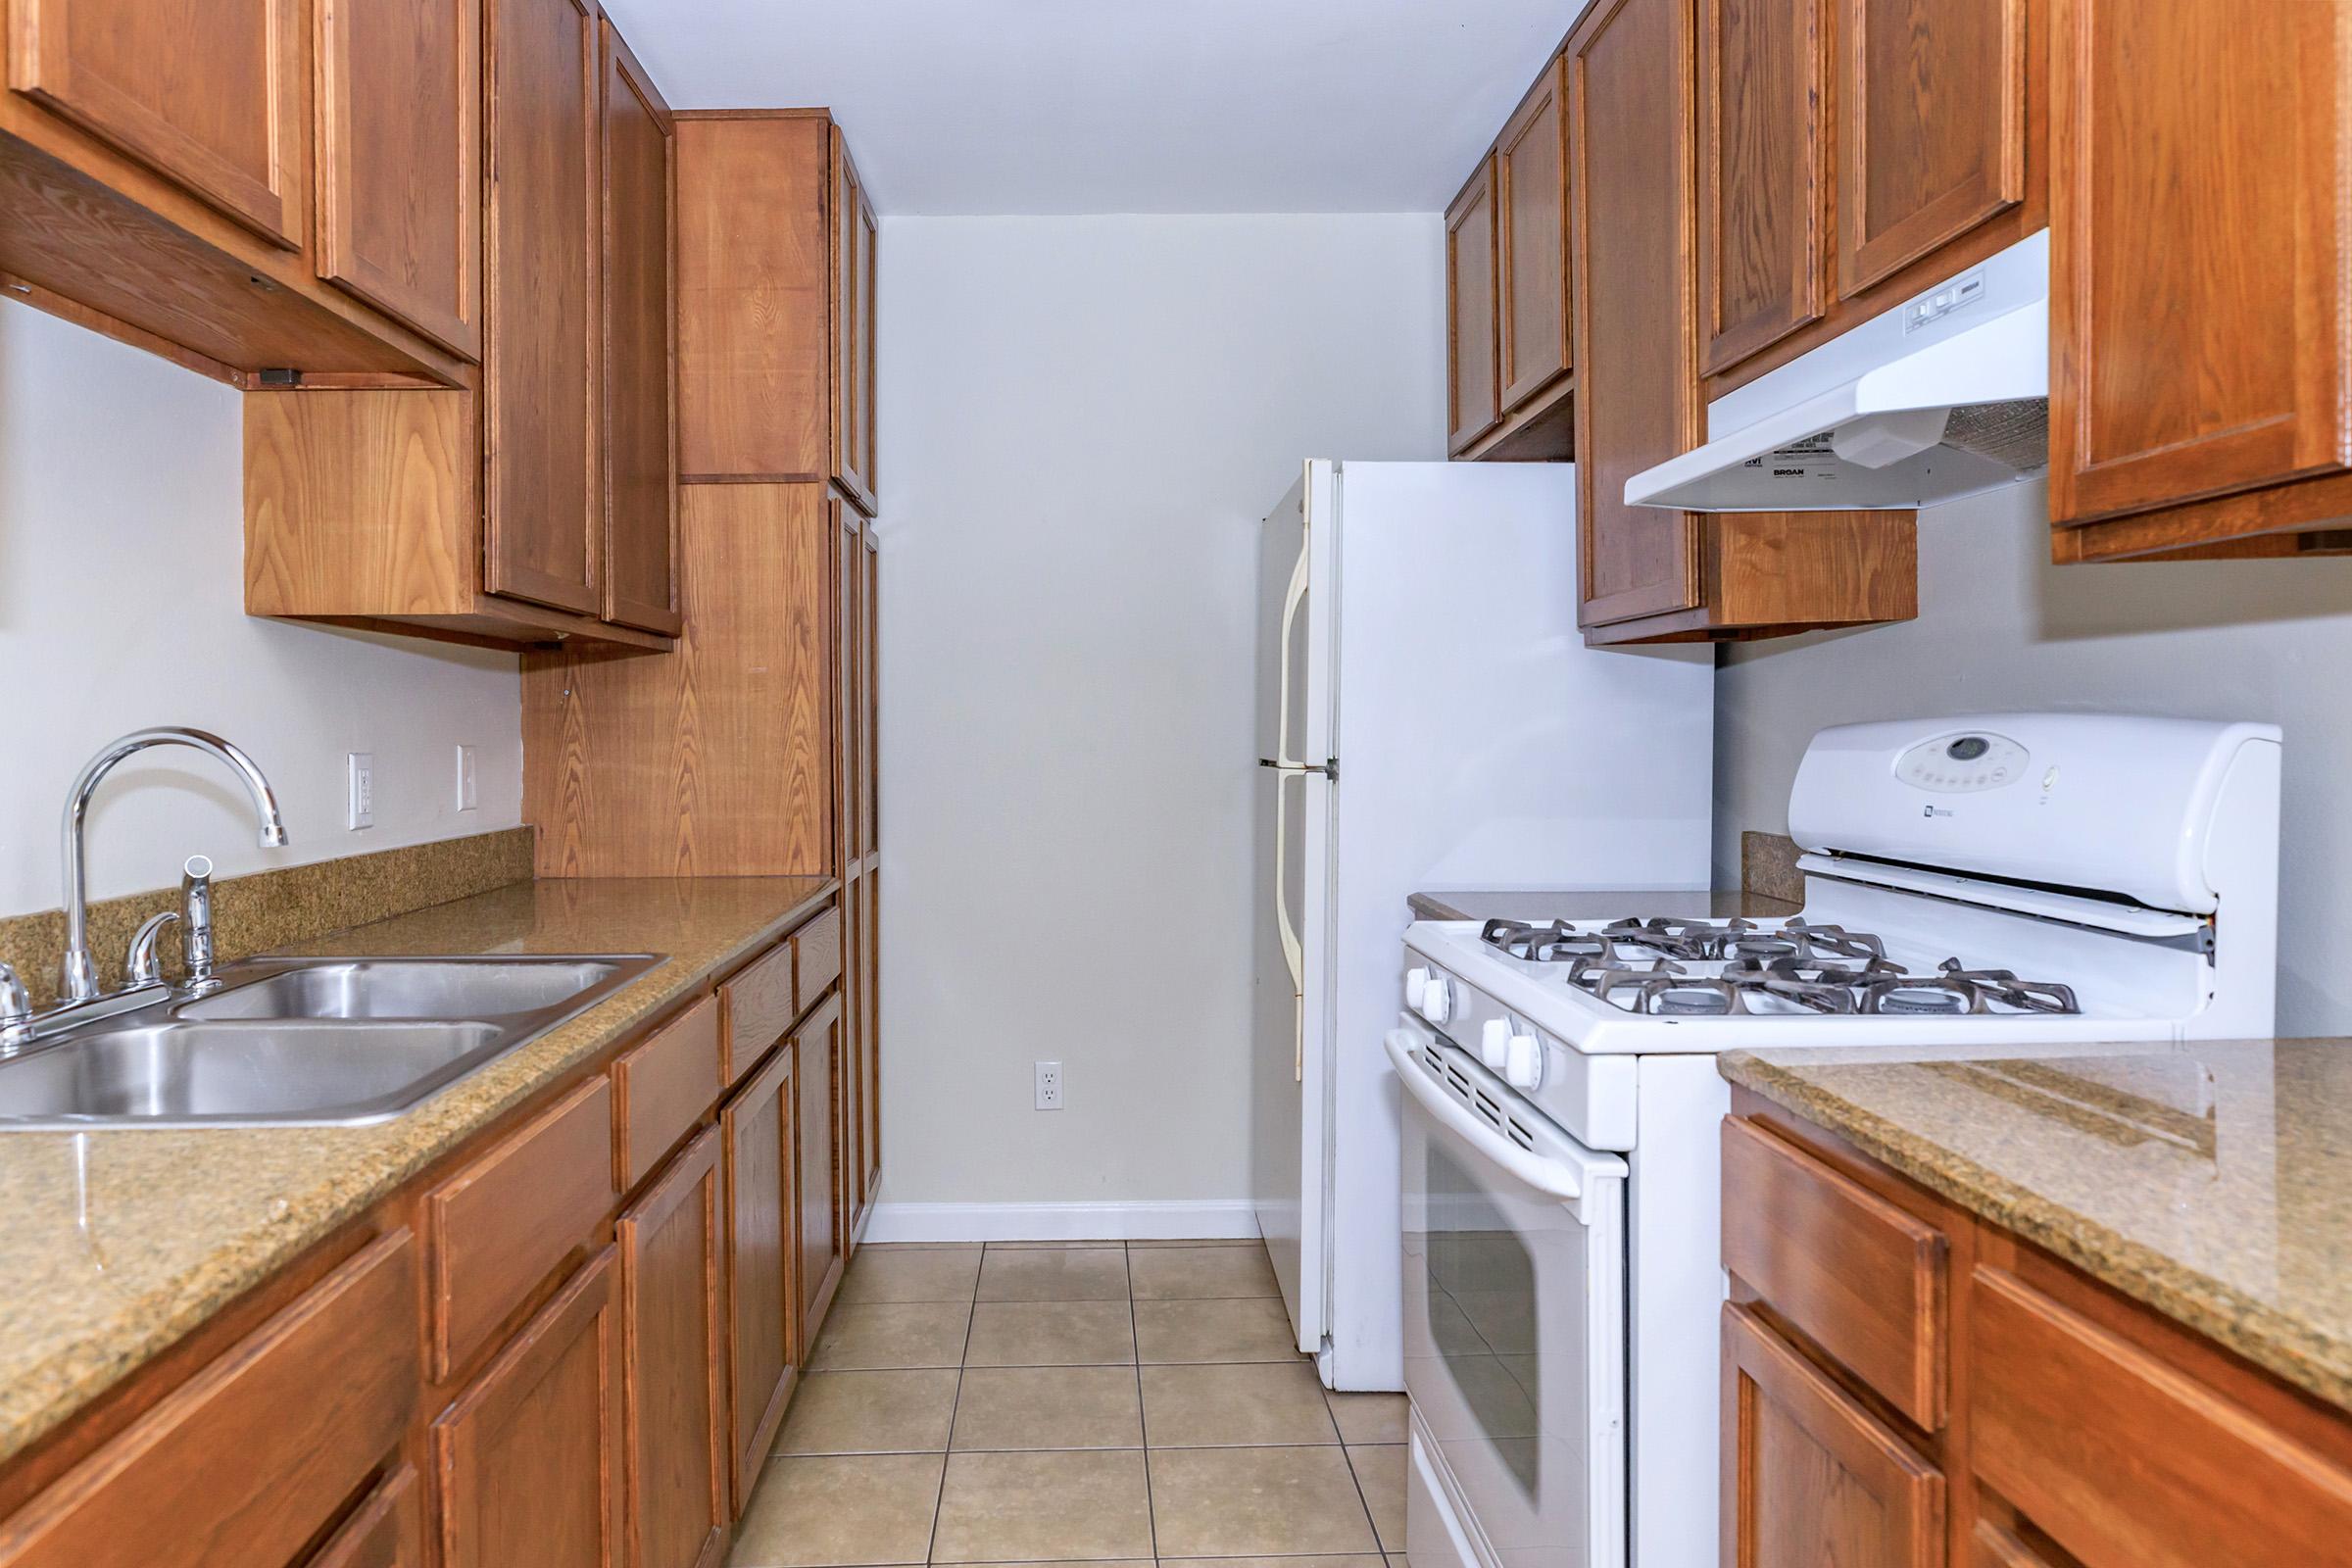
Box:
[59,729,287,1004]
[0,963,29,1050]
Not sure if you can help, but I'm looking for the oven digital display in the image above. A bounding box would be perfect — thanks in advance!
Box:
[1895,731,2029,794]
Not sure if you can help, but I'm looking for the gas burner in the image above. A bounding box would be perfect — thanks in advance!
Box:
[1480,918,1608,963]
[1859,959,2082,1016]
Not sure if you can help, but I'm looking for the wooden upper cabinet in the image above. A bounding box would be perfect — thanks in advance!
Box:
[434,1250,624,1568]
[314,0,482,358]
[1570,0,1699,626]
[830,127,879,513]
[2048,0,2352,528]
[1838,0,2026,297]
[1497,59,1571,412]
[600,20,681,636]
[1697,0,1825,373]
[1724,1303,1945,1568]
[483,0,603,617]
[8,0,304,246]
[1445,156,1502,455]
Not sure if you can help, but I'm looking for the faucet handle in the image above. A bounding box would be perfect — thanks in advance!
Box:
[125,910,181,988]
[181,856,218,992]
[0,962,29,1049]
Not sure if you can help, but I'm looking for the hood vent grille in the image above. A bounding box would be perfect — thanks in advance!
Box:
[1942,398,2050,473]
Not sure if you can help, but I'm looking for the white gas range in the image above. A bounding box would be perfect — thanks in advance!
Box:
[1389,713,2281,1568]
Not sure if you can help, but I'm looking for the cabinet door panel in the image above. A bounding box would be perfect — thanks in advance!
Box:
[316,0,482,356]
[1445,157,1502,455]
[860,872,881,1208]
[620,1129,726,1568]
[1571,0,1701,626]
[484,0,602,616]
[434,1250,623,1568]
[1838,0,2025,296]
[831,129,878,513]
[10,0,303,245]
[2049,0,2352,524]
[1498,60,1570,411]
[1723,1304,1943,1568]
[1698,0,1825,372]
[722,1040,796,1508]
[798,993,845,1342]
[601,20,680,636]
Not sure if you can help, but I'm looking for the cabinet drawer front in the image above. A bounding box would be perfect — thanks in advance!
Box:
[1722,1116,1946,1428]
[428,1074,618,1378]
[722,939,798,1085]
[0,1230,418,1568]
[1972,1264,2352,1568]
[796,907,843,1003]
[312,1465,425,1568]
[616,994,722,1191]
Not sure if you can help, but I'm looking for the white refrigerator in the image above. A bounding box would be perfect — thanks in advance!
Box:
[1250,460,1713,1392]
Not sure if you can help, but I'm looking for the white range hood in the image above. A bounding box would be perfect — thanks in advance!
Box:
[1627,230,2049,513]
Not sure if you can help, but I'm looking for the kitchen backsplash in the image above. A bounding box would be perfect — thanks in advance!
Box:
[0,827,533,1009]
[1740,831,1804,905]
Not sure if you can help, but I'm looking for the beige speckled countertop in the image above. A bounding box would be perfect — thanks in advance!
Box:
[1723,1040,2352,1412]
[0,875,834,1466]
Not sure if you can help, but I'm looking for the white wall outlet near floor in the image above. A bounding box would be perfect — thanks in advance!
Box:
[1034,1061,1063,1110]
[347,752,374,830]
[455,744,478,810]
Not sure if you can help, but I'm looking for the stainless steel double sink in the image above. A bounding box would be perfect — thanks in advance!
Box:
[0,955,662,1130]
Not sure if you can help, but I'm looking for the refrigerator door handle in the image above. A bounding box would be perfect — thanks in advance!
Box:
[1271,526,1311,770]
[1271,766,1305,1079]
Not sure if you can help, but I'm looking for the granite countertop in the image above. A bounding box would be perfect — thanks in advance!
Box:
[1724,1040,2352,1413]
[0,875,834,1466]
[1408,888,1802,923]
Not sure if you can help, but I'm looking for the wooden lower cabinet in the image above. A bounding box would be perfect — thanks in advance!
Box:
[619,1129,727,1568]
[722,1033,799,1507]
[312,1466,425,1568]
[798,994,846,1342]
[1723,1303,1945,1567]
[434,1248,624,1568]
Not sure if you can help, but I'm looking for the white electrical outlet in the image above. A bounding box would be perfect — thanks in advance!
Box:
[1034,1061,1062,1111]
[456,744,478,810]
[347,753,374,830]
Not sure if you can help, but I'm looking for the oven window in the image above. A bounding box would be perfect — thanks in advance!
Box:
[1424,1142,1542,1499]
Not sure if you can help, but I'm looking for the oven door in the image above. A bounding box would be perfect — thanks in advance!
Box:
[1389,1017,1628,1568]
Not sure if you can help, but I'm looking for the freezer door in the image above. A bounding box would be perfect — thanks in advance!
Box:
[1253,762,1332,1352]
[1255,463,1335,768]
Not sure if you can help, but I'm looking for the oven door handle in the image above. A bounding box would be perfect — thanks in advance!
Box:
[1385,1028,1586,1203]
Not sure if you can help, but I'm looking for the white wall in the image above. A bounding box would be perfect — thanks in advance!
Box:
[875,214,1444,1216]
[1715,479,2352,1034]
[0,304,523,916]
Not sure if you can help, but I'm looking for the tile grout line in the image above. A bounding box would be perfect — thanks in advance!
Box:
[923,1266,980,1565]
[1124,1242,1162,1566]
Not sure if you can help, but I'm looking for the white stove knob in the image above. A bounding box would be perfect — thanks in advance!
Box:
[1405,966,1431,1008]
[1418,974,1452,1025]
[1504,1033,1544,1091]
[1479,1018,1511,1070]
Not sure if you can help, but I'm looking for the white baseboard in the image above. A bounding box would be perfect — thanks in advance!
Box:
[863,1200,1262,1245]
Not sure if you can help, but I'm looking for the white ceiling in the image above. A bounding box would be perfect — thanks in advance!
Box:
[598,0,1585,216]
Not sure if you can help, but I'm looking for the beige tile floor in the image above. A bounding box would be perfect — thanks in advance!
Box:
[733,1239,1409,1568]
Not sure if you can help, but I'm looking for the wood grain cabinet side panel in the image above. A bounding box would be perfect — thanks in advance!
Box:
[427,1074,618,1379]
[1837,0,2026,296]
[1970,1263,2352,1568]
[1569,0,1701,628]
[614,993,721,1191]
[2048,0,2352,525]
[599,18,681,637]
[0,1230,418,1568]
[9,0,305,246]
[618,1129,726,1568]
[311,1465,425,1568]
[1723,1303,1944,1568]
[1445,156,1503,455]
[314,0,483,358]
[1497,58,1571,412]
[482,0,603,616]
[1722,1115,1947,1430]
[1697,0,1825,373]
[433,1249,624,1568]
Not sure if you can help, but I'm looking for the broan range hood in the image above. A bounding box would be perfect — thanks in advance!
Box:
[1626,230,2049,513]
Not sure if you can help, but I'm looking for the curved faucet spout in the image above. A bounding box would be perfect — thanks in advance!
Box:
[59,728,288,1003]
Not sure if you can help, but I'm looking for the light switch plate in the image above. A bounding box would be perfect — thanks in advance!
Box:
[455,744,478,811]
[348,753,374,830]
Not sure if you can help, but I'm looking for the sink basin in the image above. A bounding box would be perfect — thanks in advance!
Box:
[0,953,662,1129]
[180,958,642,1021]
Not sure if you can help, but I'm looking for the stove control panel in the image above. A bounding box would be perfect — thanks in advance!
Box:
[1895,729,2029,794]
